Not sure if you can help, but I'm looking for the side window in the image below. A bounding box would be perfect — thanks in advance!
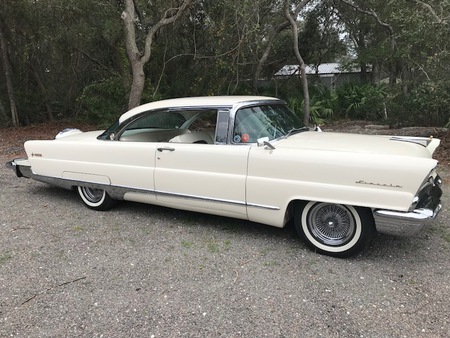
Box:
[118,111,187,142]
[188,110,217,131]
[170,110,218,144]
[126,111,186,130]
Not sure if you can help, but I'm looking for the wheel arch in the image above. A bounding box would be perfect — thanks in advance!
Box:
[284,198,375,227]
[283,199,306,227]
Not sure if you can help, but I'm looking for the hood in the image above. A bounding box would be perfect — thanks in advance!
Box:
[277,131,440,158]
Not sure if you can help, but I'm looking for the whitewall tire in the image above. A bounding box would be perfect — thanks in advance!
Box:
[295,202,374,257]
[77,186,115,211]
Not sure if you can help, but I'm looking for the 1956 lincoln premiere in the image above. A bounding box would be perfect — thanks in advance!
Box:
[7,96,443,257]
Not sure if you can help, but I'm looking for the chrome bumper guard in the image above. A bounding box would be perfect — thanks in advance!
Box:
[373,175,443,237]
[5,159,33,178]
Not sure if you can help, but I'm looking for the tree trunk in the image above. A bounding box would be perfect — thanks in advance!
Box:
[121,0,193,109]
[252,22,290,94]
[128,60,146,109]
[284,0,311,126]
[0,21,19,126]
[31,65,54,121]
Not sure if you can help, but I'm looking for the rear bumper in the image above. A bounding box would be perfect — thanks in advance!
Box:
[6,158,33,178]
[373,175,443,236]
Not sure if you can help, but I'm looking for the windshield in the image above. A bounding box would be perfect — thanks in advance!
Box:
[233,104,305,143]
[97,120,120,140]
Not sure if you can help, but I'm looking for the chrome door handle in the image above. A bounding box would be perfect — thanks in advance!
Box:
[157,147,175,152]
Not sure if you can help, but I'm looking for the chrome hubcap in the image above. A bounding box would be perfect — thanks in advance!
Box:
[81,187,104,203]
[307,203,355,246]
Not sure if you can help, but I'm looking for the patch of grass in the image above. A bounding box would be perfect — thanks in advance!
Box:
[207,242,219,253]
[442,232,450,243]
[139,224,153,235]
[223,240,231,251]
[0,252,12,266]
[259,247,272,257]
[427,226,450,243]
[181,240,193,249]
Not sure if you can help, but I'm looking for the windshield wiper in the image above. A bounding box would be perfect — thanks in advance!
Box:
[285,126,309,138]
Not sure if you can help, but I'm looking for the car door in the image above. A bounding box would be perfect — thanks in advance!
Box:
[154,142,250,218]
[106,108,189,202]
[153,108,249,218]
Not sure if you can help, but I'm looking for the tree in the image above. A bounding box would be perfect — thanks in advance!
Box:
[0,15,19,126]
[252,20,290,94]
[338,0,398,85]
[121,0,194,109]
[298,3,347,68]
[284,0,312,125]
[0,0,447,127]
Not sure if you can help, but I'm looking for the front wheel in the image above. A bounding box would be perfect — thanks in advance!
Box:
[77,186,115,211]
[295,202,374,257]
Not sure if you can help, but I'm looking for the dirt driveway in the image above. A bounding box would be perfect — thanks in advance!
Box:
[0,125,449,337]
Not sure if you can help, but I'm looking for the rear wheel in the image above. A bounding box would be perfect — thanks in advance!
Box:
[295,202,374,257]
[77,186,115,211]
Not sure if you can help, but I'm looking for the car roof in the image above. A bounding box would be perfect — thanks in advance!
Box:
[119,96,281,123]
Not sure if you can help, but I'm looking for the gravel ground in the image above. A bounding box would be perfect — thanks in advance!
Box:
[0,153,449,337]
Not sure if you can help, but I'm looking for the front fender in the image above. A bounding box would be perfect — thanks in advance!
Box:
[245,146,438,227]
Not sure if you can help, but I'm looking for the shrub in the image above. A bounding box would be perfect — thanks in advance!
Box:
[287,85,334,125]
[385,81,450,127]
[334,83,387,121]
[77,76,127,127]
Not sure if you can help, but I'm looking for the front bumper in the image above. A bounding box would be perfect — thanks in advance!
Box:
[373,175,443,236]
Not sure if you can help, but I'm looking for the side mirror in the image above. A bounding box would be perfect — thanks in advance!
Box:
[257,137,269,146]
[257,137,276,149]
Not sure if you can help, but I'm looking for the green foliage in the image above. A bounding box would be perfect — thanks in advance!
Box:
[0,252,12,266]
[287,86,335,125]
[0,0,449,128]
[0,100,10,127]
[386,81,450,127]
[299,2,347,65]
[77,77,127,127]
[334,83,388,121]
[410,81,450,126]
[0,0,124,125]
[322,81,450,127]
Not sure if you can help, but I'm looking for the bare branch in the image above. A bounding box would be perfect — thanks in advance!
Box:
[143,0,194,63]
[21,277,86,306]
[338,0,394,39]
[121,0,194,108]
[337,0,401,84]
[75,48,119,76]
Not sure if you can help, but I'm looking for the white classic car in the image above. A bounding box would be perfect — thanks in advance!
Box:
[7,96,443,257]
